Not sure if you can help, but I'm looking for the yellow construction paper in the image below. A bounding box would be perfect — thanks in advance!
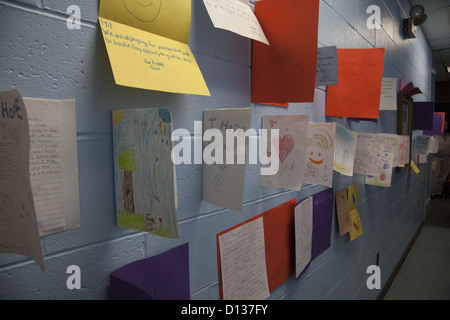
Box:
[410,161,420,174]
[348,184,363,241]
[99,0,191,44]
[98,1,210,96]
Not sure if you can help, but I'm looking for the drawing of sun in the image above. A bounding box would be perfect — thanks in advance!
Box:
[122,0,162,22]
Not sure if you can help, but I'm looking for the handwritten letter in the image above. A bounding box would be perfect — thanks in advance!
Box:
[379,77,398,111]
[0,89,44,270]
[203,0,269,44]
[316,46,338,86]
[218,217,270,300]
[326,48,385,119]
[24,98,80,235]
[98,0,209,96]
[294,196,313,279]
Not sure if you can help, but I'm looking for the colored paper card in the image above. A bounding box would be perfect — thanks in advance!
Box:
[401,81,422,97]
[99,0,191,44]
[262,199,297,292]
[413,102,434,130]
[382,134,403,167]
[311,188,334,260]
[316,46,338,86]
[202,0,269,45]
[0,89,44,271]
[379,77,398,111]
[217,199,297,299]
[410,161,420,174]
[202,107,252,212]
[428,136,439,154]
[294,196,313,279]
[251,0,319,103]
[418,153,427,164]
[402,135,411,165]
[98,0,209,96]
[325,48,385,119]
[109,243,190,300]
[261,115,309,191]
[217,216,270,300]
[365,151,394,187]
[24,98,80,236]
[257,102,289,108]
[333,124,357,176]
[348,185,363,241]
[353,133,384,176]
[423,112,445,135]
[302,122,336,187]
[335,188,353,236]
[112,108,178,238]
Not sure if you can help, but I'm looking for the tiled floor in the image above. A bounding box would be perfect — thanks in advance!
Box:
[383,198,450,300]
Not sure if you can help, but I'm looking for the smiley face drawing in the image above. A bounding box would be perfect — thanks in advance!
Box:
[213,174,224,192]
[305,124,335,179]
[122,0,162,22]
[308,146,324,165]
[0,193,14,225]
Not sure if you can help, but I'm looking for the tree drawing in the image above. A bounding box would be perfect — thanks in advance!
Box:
[118,149,136,214]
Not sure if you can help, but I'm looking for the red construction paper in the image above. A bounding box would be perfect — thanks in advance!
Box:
[257,102,289,108]
[401,81,423,97]
[262,199,296,292]
[325,48,385,119]
[251,0,319,103]
[217,199,296,299]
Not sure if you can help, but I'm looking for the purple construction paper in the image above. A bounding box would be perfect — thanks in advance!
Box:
[424,113,444,136]
[311,188,334,260]
[109,243,190,300]
[413,102,434,130]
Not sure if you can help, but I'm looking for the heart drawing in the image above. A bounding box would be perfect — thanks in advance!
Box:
[272,134,295,165]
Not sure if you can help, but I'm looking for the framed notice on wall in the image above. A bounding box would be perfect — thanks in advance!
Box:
[397,91,414,171]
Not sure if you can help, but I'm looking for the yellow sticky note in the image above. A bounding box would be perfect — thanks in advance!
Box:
[348,184,363,241]
[98,0,210,96]
[410,161,420,174]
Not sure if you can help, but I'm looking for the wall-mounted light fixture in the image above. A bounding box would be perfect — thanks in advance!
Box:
[403,5,428,39]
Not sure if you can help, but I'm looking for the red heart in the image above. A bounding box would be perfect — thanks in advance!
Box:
[272,135,294,165]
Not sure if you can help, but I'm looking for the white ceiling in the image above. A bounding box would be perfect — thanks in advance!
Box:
[409,0,450,82]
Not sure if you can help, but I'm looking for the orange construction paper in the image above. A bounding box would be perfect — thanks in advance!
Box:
[251,0,319,103]
[262,198,296,292]
[325,48,385,119]
[437,112,446,132]
[217,198,297,299]
[257,102,289,108]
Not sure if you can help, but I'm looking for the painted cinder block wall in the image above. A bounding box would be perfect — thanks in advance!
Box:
[0,0,433,299]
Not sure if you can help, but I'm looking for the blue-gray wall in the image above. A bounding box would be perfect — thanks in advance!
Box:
[0,0,433,299]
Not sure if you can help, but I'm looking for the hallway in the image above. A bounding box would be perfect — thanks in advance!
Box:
[382,198,450,300]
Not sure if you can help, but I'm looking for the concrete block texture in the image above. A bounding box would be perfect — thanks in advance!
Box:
[0,0,432,299]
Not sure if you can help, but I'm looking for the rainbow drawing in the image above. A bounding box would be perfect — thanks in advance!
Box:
[306,124,335,149]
